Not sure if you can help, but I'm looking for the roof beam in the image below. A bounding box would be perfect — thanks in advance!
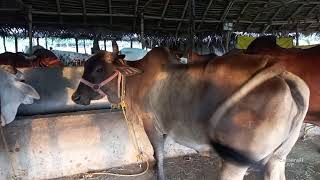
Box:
[132,0,139,32]
[157,0,170,27]
[220,0,236,22]
[175,1,189,37]
[82,0,87,24]
[304,5,319,31]
[280,4,304,30]
[143,0,154,10]
[233,2,250,30]
[108,0,112,25]
[246,0,272,31]
[262,6,283,33]
[29,10,320,26]
[15,0,26,8]
[197,0,215,30]
[306,4,319,17]
[56,0,62,23]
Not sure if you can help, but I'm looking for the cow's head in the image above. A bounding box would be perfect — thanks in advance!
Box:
[0,65,25,81]
[71,51,142,105]
[0,68,40,126]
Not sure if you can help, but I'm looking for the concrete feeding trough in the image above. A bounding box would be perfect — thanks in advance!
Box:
[0,67,193,179]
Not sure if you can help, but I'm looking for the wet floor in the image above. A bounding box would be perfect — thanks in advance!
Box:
[57,136,320,180]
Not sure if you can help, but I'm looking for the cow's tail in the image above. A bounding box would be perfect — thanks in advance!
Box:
[275,71,309,149]
[210,63,286,166]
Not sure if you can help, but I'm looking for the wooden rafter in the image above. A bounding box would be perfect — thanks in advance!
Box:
[175,1,189,37]
[246,0,272,31]
[56,0,62,23]
[197,0,215,30]
[29,10,319,25]
[233,2,250,30]
[220,0,236,22]
[15,0,26,8]
[108,0,112,25]
[280,4,304,30]
[133,0,139,32]
[304,4,319,30]
[82,0,87,24]
[158,0,170,27]
[262,6,283,33]
[143,0,154,10]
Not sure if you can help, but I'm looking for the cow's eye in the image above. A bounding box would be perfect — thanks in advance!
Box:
[96,67,103,73]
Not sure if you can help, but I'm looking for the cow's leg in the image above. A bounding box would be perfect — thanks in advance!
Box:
[220,161,248,180]
[144,122,166,180]
[264,106,305,180]
[264,157,286,180]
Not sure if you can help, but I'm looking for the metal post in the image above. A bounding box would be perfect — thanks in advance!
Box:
[45,37,48,49]
[104,39,106,50]
[296,25,299,47]
[14,36,18,52]
[75,38,79,52]
[130,38,133,48]
[225,31,231,52]
[36,37,39,46]
[2,36,6,52]
[140,12,145,49]
[188,0,195,61]
[28,7,33,55]
[83,39,86,54]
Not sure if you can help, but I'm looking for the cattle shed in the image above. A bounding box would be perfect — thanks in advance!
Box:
[0,0,320,51]
[0,0,320,180]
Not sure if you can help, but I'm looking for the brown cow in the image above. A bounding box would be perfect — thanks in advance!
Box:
[0,50,63,68]
[246,35,320,126]
[72,48,309,180]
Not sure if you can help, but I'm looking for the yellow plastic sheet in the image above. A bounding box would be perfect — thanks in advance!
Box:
[237,36,294,49]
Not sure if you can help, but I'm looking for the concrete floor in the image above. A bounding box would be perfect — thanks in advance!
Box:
[57,135,320,180]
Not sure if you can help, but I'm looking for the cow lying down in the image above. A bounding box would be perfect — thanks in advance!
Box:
[0,66,40,126]
[72,48,309,180]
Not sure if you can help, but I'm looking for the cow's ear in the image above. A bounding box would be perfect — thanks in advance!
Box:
[14,81,40,102]
[115,65,143,76]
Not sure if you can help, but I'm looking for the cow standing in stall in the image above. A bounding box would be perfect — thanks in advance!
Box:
[71,48,309,180]
[246,36,320,126]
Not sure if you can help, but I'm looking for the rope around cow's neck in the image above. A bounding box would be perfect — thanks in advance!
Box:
[86,73,149,178]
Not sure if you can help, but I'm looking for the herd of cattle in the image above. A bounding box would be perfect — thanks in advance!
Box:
[0,36,319,180]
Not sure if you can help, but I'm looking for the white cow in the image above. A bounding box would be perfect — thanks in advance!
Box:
[0,68,40,126]
[120,48,149,61]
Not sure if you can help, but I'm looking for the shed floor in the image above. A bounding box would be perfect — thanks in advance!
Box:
[57,136,320,180]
